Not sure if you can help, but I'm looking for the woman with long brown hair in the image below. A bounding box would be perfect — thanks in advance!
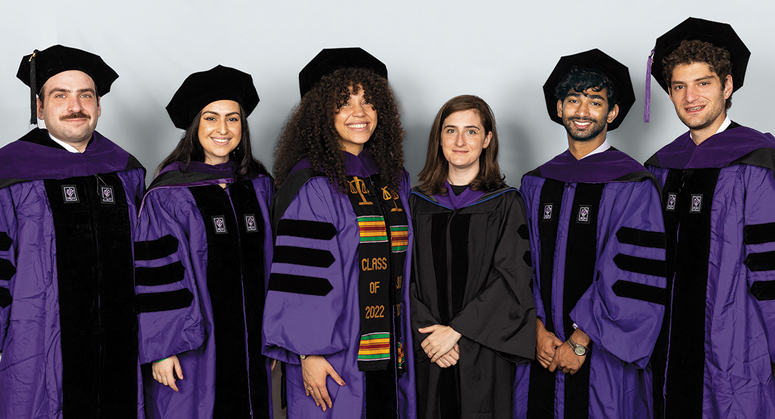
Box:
[410,95,535,418]
[135,65,273,419]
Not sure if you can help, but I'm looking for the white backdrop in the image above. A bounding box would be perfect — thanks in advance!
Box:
[1,0,774,186]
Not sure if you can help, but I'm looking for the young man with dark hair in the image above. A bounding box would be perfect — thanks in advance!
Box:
[513,49,667,418]
[0,45,145,419]
[646,17,775,418]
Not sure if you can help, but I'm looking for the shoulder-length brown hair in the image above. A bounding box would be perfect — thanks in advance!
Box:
[273,67,405,193]
[416,94,505,196]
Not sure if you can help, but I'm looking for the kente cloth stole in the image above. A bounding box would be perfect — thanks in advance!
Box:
[345,174,408,373]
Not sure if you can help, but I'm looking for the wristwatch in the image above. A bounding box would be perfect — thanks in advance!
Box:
[567,336,589,356]
[299,354,308,360]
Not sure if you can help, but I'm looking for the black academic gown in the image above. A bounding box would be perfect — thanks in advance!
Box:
[409,184,536,419]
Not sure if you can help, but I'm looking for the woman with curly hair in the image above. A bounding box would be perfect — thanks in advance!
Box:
[134,65,273,419]
[263,48,416,419]
[410,95,535,418]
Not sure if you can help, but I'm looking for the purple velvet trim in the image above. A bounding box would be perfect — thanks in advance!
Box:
[434,181,485,209]
[290,149,379,177]
[653,126,775,169]
[538,149,648,183]
[140,161,247,213]
[159,160,236,177]
[0,130,130,180]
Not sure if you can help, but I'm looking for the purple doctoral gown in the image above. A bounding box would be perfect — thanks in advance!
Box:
[646,123,775,419]
[262,150,417,419]
[0,128,145,419]
[514,148,667,419]
[410,184,536,419]
[134,161,274,418]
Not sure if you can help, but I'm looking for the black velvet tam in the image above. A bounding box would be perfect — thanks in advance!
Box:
[652,17,749,94]
[298,47,387,98]
[543,48,635,131]
[17,44,118,96]
[166,65,259,130]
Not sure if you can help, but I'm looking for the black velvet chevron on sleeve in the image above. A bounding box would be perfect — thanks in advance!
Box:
[0,232,11,251]
[613,254,667,278]
[0,287,11,308]
[135,261,185,286]
[745,251,775,272]
[136,289,194,313]
[744,223,775,245]
[750,280,775,301]
[267,273,333,296]
[612,280,667,305]
[517,224,529,240]
[273,245,335,268]
[277,219,336,240]
[0,258,16,280]
[134,234,179,261]
[616,227,666,249]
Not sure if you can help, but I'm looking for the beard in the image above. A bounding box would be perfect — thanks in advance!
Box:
[562,116,606,142]
[676,102,725,132]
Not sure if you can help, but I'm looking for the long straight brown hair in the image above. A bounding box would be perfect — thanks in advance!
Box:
[416,95,505,196]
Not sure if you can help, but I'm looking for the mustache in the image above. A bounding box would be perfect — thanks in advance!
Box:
[568,117,596,122]
[60,112,90,121]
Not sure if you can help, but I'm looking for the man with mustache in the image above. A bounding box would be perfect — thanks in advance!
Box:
[514,49,667,418]
[645,18,775,418]
[0,45,145,418]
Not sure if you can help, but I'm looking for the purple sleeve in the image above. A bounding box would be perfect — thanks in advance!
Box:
[135,188,205,364]
[647,165,669,189]
[571,180,667,368]
[743,166,775,363]
[119,167,146,209]
[520,176,548,323]
[251,176,276,359]
[0,188,17,351]
[262,177,355,364]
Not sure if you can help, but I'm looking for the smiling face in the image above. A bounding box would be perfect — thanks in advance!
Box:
[334,85,377,155]
[37,70,101,151]
[197,100,242,165]
[668,62,732,142]
[440,109,492,177]
[557,87,618,144]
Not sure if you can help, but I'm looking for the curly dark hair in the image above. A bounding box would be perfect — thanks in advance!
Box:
[273,67,405,192]
[417,95,505,196]
[662,39,733,110]
[555,67,617,109]
[156,103,269,179]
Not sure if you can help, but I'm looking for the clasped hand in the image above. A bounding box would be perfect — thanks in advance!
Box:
[419,324,462,368]
[536,319,589,375]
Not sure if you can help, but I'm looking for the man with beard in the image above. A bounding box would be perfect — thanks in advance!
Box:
[513,49,667,418]
[0,45,145,418]
[645,18,775,418]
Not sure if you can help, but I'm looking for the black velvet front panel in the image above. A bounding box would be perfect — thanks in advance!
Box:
[190,180,270,419]
[562,183,604,419]
[229,181,271,419]
[189,185,251,418]
[527,179,565,419]
[44,174,137,419]
[662,168,720,418]
[134,234,179,261]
